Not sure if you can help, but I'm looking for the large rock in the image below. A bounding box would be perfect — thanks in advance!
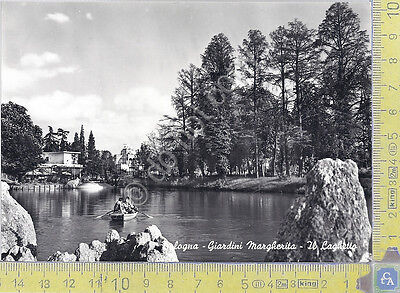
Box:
[145,237,178,262]
[90,240,107,261]
[75,243,97,262]
[4,255,15,262]
[3,245,35,262]
[105,229,120,244]
[18,247,35,261]
[49,225,179,262]
[48,251,77,262]
[145,225,162,241]
[1,182,37,260]
[265,159,371,262]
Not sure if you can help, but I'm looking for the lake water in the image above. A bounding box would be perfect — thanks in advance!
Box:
[11,187,372,262]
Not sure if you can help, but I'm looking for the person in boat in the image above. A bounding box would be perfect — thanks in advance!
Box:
[113,197,126,213]
[123,196,139,214]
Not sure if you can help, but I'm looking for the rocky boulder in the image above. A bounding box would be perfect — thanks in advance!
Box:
[2,245,35,261]
[1,182,37,261]
[90,240,107,260]
[105,229,121,243]
[75,243,97,262]
[48,251,77,262]
[48,225,178,262]
[265,159,371,262]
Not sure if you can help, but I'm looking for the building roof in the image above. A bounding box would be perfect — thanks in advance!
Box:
[40,163,83,168]
[43,151,80,154]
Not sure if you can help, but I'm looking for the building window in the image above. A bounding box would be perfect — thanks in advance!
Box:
[72,154,78,164]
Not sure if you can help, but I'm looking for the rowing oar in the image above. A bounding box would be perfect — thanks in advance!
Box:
[138,211,153,219]
[95,210,113,219]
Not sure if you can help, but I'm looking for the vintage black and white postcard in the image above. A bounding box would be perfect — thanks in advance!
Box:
[1,1,372,263]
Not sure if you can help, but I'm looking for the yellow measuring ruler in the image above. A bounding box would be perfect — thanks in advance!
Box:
[0,263,370,293]
[372,0,400,262]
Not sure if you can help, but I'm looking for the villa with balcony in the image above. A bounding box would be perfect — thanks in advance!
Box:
[25,151,83,181]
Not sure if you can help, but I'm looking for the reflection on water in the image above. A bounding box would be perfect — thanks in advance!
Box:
[11,188,371,262]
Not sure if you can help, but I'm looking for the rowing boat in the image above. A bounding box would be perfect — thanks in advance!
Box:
[110,212,138,221]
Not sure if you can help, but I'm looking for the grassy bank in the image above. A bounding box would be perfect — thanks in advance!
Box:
[139,175,372,197]
[143,176,306,194]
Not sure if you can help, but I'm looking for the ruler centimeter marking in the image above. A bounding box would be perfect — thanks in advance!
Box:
[0,263,370,293]
[372,0,400,261]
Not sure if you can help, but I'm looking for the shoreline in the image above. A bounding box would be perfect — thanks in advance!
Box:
[128,176,372,197]
[9,181,114,191]
[130,176,307,194]
[8,175,371,197]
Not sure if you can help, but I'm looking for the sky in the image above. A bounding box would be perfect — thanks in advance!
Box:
[2,1,371,154]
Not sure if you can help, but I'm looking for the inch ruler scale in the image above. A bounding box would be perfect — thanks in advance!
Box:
[0,0,398,292]
[372,0,400,262]
[0,263,370,293]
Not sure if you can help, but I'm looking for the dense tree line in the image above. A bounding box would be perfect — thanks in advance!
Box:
[1,104,116,180]
[2,3,370,181]
[1,102,43,180]
[142,2,371,179]
[43,125,116,179]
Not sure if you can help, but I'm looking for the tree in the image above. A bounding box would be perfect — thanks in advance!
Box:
[318,2,371,161]
[43,127,70,152]
[135,143,152,176]
[199,33,236,177]
[1,102,43,180]
[99,150,116,181]
[87,131,96,160]
[43,126,59,152]
[79,125,86,165]
[258,97,281,176]
[57,128,70,151]
[354,61,372,168]
[167,64,203,177]
[238,29,269,177]
[132,2,371,178]
[85,130,101,177]
[302,84,332,164]
[169,84,189,177]
[269,26,291,176]
[175,64,202,121]
[285,19,319,175]
[70,132,80,152]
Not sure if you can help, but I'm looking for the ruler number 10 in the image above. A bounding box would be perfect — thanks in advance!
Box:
[387,1,399,18]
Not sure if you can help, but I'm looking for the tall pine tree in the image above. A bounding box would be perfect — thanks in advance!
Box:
[238,29,269,178]
[318,2,371,160]
[87,131,96,160]
[168,64,202,176]
[57,128,70,151]
[43,126,59,152]
[269,26,290,176]
[71,132,80,152]
[86,130,100,177]
[199,33,236,177]
[285,20,319,176]
[79,125,86,165]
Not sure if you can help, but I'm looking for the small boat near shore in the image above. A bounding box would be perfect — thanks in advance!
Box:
[110,212,138,221]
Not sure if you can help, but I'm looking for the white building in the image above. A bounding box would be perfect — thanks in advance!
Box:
[41,151,83,178]
[115,145,135,174]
